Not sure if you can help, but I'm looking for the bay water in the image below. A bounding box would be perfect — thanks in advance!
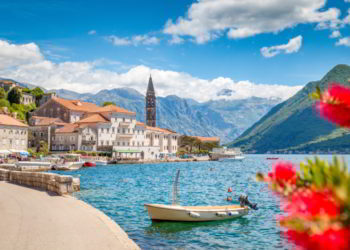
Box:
[56,154,350,249]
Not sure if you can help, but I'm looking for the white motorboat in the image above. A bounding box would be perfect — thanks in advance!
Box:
[95,160,108,165]
[52,154,84,171]
[144,170,256,222]
[211,147,245,161]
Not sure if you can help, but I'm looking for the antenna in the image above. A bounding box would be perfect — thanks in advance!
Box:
[172,170,180,205]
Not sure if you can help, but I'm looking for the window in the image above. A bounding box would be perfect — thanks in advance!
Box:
[122,142,125,146]
[118,128,120,133]
[142,142,144,146]
[117,142,120,146]
[123,117,125,122]
[112,128,115,133]
[127,142,129,146]
[123,129,125,134]
[41,132,44,137]
[107,128,109,133]
[127,129,130,133]
[132,141,135,146]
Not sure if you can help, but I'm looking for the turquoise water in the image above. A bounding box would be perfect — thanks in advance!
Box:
[55,155,350,249]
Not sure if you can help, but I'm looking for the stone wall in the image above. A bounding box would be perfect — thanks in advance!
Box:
[0,169,80,195]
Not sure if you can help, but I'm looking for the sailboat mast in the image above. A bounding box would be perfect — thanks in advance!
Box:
[172,170,180,205]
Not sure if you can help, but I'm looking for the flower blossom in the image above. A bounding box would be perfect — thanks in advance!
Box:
[315,83,350,128]
[267,161,298,187]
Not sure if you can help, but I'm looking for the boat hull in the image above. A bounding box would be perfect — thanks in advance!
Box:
[95,160,108,165]
[83,162,96,167]
[144,204,249,222]
[54,161,84,171]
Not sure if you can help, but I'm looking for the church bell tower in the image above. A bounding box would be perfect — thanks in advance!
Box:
[145,75,156,127]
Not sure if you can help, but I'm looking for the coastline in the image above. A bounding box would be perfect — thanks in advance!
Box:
[0,181,140,250]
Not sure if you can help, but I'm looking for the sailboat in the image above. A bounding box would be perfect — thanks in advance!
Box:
[144,170,257,222]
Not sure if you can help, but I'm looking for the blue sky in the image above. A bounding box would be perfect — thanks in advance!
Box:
[0,0,349,102]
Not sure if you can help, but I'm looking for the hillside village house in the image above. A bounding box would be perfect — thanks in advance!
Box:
[21,92,35,105]
[28,116,66,150]
[0,80,16,91]
[33,96,179,160]
[0,114,28,152]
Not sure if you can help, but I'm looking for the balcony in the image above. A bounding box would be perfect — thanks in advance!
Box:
[119,121,131,127]
[116,133,133,139]
[82,140,96,145]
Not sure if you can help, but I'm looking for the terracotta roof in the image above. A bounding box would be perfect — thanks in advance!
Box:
[94,105,136,115]
[146,126,176,134]
[52,98,135,115]
[0,80,16,85]
[0,114,28,127]
[31,116,64,126]
[52,97,99,112]
[192,136,220,142]
[55,124,79,134]
[136,121,145,127]
[77,113,109,124]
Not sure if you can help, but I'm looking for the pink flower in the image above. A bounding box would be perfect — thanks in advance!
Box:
[286,228,350,250]
[268,161,297,187]
[315,83,350,128]
[284,189,340,218]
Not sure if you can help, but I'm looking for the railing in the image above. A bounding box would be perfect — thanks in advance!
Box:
[82,140,96,145]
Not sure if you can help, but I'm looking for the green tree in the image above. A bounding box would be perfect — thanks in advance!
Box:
[0,87,6,99]
[31,87,44,106]
[102,101,116,107]
[7,87,22,104]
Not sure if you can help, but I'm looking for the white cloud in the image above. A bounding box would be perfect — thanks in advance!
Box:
[0,40,43,69]
[106,35,160,47]
[163,0,340,43]
[88,30,96,35]
[169,35,184,45]
[336,37,350,47]
[261,36,303,58]
[0,40,302,102]
[330,30,341,38]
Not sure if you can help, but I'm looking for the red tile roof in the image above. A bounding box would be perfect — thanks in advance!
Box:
[192,136,220,142]
[31,116,64,126]
[51,97,135,115]
[136,121,145,127]
[77,113,109,124]
[0,114,28,127]
[146,126,176,134]
[55,124,79,133]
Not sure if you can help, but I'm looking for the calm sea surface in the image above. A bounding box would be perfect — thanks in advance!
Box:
[55,154,350,250]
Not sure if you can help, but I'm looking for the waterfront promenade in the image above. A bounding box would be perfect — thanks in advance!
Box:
[0,182,139,250]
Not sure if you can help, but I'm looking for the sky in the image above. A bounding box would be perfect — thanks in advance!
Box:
[0,0,349,102]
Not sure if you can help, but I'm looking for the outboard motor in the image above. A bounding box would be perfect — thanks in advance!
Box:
[238,195,258,210]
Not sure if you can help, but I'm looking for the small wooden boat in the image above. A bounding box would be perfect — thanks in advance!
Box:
[83,161,96,167]
[144,204,249,222]
[145,170,256,222]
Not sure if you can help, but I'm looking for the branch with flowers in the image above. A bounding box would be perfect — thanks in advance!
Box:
[256,83,350,250]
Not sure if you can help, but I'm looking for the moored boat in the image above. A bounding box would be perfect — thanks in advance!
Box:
[52,154,84,171]
[144,204,249,222]
[210,147,245,161]
[95,160,108,165]
[83,161,96,167]
[145,170,256,222]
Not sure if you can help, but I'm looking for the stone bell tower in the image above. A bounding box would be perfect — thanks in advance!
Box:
[145,75,156,127]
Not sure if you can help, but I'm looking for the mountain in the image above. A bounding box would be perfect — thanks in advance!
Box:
[54,88,280,144]
[228,64,350,153]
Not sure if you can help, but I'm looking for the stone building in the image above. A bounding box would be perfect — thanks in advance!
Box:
[0,114,28,151]
[0,80,16,92]
[51,124,80,151]
[145,75,156,127]
[28,116,66,150]
[21,92,35,105]
[39,92,57,106]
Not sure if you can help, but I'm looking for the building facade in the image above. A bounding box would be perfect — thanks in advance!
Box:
[0,80,16,92]
[21,92,35,105]
[0,114,28,151]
